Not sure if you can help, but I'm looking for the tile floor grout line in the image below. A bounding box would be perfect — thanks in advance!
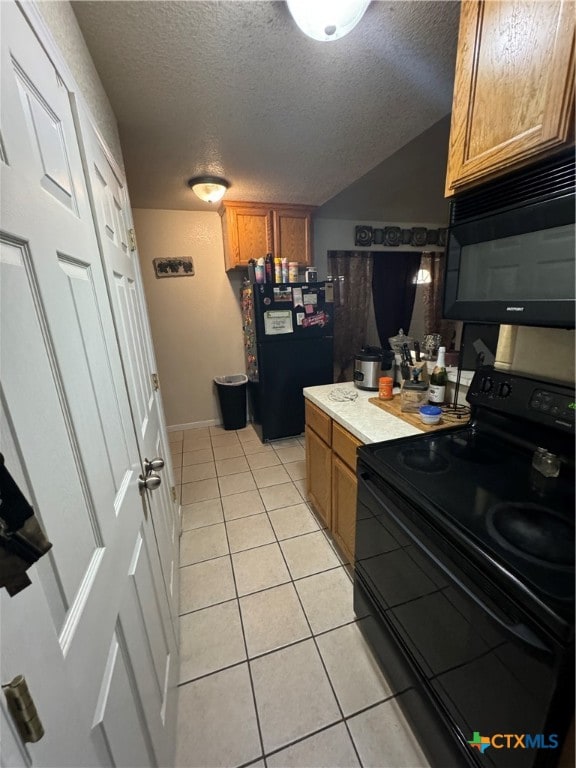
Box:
[183,507,314,536]
[263,509,366,768]
[259,717,349,764]
[177,657,247,689]
[218,481,268,768]
[229,434,348,763]
[342,688,411,722]
[178,563,350,619]
[179,543,346,574]
[176,429,379,767]
[178,589,399,718]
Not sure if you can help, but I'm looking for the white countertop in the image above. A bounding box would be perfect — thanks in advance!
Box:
[303,382,423,444]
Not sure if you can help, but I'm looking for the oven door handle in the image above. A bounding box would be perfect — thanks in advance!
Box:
[360,474,553,657]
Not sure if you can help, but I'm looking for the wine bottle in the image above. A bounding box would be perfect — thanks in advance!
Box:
[428,346,447,405]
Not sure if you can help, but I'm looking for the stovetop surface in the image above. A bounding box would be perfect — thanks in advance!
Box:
[361,423,575,623]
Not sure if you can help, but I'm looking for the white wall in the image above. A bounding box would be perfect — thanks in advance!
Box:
[313,218,446,279]
[496,326,575,384]
[133,209,245,428]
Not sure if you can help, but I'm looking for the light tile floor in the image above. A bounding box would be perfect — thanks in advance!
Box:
[170,424,429,768]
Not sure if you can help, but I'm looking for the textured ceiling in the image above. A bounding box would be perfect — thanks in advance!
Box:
[72,1,460,214]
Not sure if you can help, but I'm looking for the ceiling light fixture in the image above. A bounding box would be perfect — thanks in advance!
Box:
[287,0,370,42]
[187,176,230,203]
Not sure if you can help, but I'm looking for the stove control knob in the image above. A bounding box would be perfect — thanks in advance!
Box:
[480,376,493,394]
[498,381,512,398]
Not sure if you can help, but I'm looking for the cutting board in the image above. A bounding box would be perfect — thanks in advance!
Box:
[368,396,468,432]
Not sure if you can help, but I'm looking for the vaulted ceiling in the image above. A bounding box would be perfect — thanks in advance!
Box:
[72,1,460,218]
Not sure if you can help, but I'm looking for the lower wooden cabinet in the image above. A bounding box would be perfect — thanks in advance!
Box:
[305,401,363,565]
[331,455,357,564]
[305,426,332,528]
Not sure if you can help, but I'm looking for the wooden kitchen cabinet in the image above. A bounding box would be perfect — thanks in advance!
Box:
[305,400,332,528]
[272,206,314,265]
[305,401,362,564]
[219,202,272,270]
[305,425,332,528]
[331,422,362,564]
[219,201,315,270]
[445,0,575,196]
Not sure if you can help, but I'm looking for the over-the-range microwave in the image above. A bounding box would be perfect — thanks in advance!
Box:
[443,151,575,328]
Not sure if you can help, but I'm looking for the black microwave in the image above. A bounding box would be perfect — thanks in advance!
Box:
[443,151,575,328]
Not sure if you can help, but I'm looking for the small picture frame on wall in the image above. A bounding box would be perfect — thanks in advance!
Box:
[153,257,195,278]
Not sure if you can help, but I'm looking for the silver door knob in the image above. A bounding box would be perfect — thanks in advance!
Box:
[138,472,162,492]
[144,457,165,473]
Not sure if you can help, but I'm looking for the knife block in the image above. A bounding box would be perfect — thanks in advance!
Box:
[401,380,428,412]
[406,363,428,384]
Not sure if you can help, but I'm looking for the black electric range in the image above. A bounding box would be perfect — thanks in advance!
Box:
[354,367,574,768]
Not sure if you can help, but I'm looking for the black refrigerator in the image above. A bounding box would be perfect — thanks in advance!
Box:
[241,281,334,442]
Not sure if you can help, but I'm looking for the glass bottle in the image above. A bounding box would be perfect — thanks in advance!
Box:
[428,346,447,405]
[281,257,289,283]
[265,253,274,283]
[255,257,265,284]
[532,447,561,478]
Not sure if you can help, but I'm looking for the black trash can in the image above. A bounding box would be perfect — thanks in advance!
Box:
[214,374,248,430]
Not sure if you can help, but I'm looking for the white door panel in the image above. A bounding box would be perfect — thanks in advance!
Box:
[0,3,176,765]
[0,403,103,768]
[75,110,180,633]
[91,630,156,767]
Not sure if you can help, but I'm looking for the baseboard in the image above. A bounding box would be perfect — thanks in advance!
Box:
[167,418,257,432]
[167,419,221,432]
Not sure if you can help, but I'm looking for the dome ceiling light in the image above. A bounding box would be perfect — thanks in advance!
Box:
[187,176,230,203]
[287,0,370,42]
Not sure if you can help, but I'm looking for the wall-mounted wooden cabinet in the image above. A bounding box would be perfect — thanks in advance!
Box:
[305,400,362,565]
[219,201,315,271]
[272,206,314,265]
[445,0,575,196]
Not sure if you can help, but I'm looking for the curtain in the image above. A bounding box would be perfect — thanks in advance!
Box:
[420,252,458,349]
[371,251,422,349]
[327,251,373,382]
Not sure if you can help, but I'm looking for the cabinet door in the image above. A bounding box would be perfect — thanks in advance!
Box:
[273,206,314,265]
[332,455,357,565]
[332,422,362,471]
[305,426,332,528]
[220,203,272,269]
[305,399,332,446]
[445,0,575,196]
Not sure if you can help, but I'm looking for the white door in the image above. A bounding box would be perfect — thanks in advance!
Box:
[0,3,176,765]
[74,117,180,632]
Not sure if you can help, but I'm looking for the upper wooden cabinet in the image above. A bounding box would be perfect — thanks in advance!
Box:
[445,0,575,196]
[219,203,272,270]
[219,201,315,270]
[272,206,314,265]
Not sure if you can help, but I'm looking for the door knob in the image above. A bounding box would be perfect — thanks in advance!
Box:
[138,472,162,492]
[144,457,164,473]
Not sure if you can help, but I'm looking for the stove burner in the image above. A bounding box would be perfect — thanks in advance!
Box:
[399,448,450,474]
[448,433,497,465]
[487,502,575,569]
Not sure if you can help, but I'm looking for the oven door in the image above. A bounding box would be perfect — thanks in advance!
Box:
[354,463,573,768]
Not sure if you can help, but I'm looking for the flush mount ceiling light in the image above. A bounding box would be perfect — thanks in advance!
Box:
[187,176,230,203]
[287,0,370,42]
